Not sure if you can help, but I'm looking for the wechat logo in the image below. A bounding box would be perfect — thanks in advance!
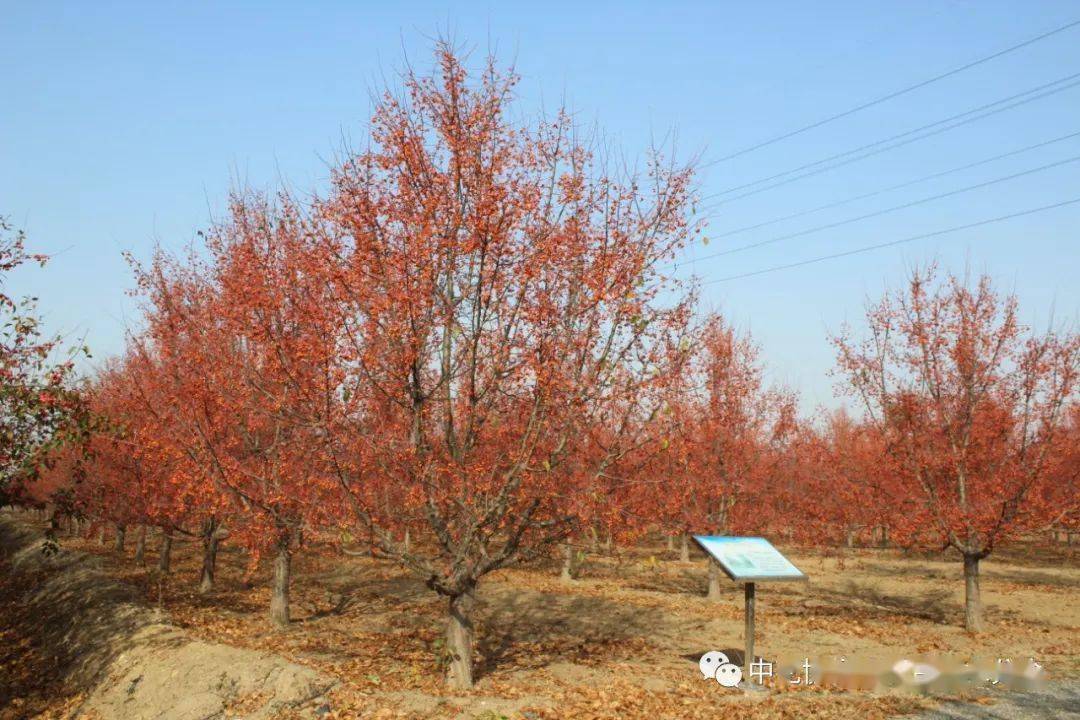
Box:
[699,650,743,688]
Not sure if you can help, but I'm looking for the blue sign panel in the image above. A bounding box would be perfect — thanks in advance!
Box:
[693,536,807,581]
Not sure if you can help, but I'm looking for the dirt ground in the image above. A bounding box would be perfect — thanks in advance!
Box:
[5,518,1078,720]
[0,517,338,720]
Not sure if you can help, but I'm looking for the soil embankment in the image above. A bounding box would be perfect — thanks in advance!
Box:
[0,516,334,719]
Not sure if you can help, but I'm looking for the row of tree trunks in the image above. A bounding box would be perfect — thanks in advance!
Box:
[1050,529,1076,545]
[36,513,223,597]
[844,525,893,548]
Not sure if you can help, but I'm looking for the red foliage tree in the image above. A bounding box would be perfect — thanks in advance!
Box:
[804,409,899,548]
[128,224,339,625]
[306,46,699,687]
[1038,403,1080,541]
[654,314,796,598]
[833,266,1079,630]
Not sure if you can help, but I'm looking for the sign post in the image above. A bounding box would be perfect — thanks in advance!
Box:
[693,536,807,682]
[744,582,755,678]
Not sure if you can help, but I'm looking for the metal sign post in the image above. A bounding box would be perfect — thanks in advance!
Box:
[744,581,755,678]
[693,536,807,683]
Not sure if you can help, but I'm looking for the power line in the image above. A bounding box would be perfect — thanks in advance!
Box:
[702,130,1080,241]
[697,75,1080,210]
[704,17,1080,165]
[702,197,1080,283]
[701,72,1080,206]
[676,153,1080,267]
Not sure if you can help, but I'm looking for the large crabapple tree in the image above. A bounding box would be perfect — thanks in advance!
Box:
[834,266,1078,631]
[312,46,700,687]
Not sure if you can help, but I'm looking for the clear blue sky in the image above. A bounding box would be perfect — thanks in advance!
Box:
[3,1,1078,411]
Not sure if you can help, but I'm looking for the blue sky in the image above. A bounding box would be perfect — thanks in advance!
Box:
[3,1,1078,411]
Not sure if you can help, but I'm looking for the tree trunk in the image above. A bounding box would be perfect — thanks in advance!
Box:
[403,528,411,553]
[97,526,106,546]
[200,531,219,594]
[707,557,722,602]
[845,527,856,548]
[114,524,126,553]
[134,525,147,565]
[603,533,612,552]
[560,543,576,582]
[159,531,173,574]
[270,540,291,628]
[71,517,80,537]
[963,553,983,632]
[446,590,475,689]
[241,547,256,589]
[666,535,674,553]
[680,535,691,562]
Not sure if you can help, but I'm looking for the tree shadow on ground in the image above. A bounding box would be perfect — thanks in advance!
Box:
[623,566,710,596]
[982,568,1078,589]
[473,583,667,680]
[293,572,431,623]
[801,580,953,623]
[849,561,954,582]
[834,559,1076,592]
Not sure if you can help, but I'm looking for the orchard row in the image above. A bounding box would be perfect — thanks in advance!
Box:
[15,48,1079,689]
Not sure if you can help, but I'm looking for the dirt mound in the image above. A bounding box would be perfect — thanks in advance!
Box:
[0,518,335,719]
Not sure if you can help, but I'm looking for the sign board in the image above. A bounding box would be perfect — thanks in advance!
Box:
[693,536,807,582]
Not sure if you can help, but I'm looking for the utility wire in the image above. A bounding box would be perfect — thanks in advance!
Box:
[701,130,1080,241]
[704,18,1080,165]
[701,72,1080,205]
[675,153,1080,267]
[702,197,1080,283]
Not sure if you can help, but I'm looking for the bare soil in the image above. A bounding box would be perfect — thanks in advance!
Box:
[4,516,1077,720]
[0,517,334,720]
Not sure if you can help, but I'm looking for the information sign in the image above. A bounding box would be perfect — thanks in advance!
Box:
[693,536,807,581]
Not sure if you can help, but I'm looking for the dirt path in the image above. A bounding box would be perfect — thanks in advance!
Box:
[0,517,335,719]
